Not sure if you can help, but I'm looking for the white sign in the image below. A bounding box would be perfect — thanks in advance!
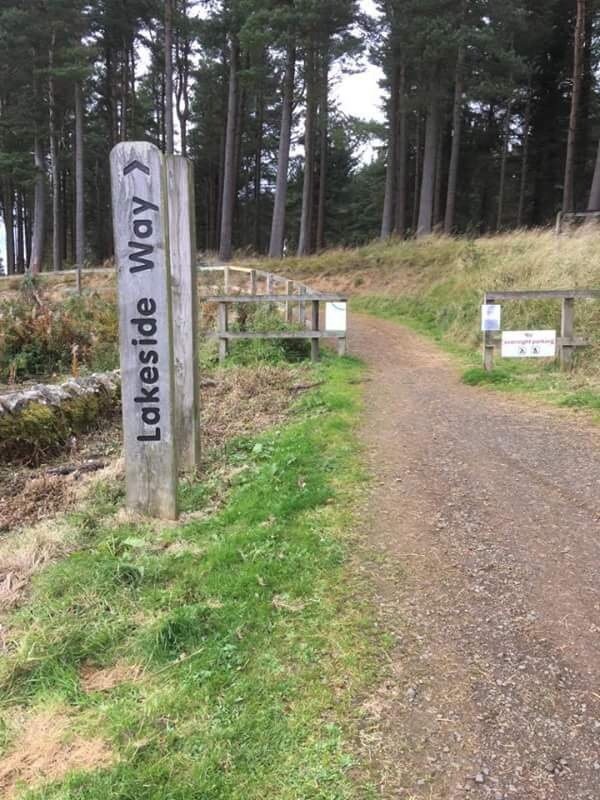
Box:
[481,304,502,332]
[501,330,557,358]
[110,142,178,520]
[325,301,347,332]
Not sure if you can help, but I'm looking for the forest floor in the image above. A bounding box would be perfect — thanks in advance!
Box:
[351,312,600,800]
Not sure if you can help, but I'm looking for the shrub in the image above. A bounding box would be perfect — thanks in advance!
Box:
[0,292,118,382]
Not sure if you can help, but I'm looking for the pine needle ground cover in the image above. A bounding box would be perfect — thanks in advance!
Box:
[0,356,377,800]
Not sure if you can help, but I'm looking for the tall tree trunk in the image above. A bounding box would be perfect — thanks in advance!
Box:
[49,30,61,271]
[2,184,15,275]
[394,62,408,237]
[412,112,422,232]
[269,41,296,258]
[254,85,264,253]
[298,44,317,256]
[24,197,32,268]
[175,0,191,157]
[433,121,445,228]
[75,81,85,270]
[120,35,128,140]
[444,45,465,234]
[381,61,400,239]
[165,0,175,155]
[417,88,440,238]
[16,193,25,273]
[129,40,137,134]
[316,50,329,252]
[219,36,240,262]
[563,0,586,212]
[517,76,532,227]
[30,134,46,274]
[588,136,600,210]
[497,99,512,231]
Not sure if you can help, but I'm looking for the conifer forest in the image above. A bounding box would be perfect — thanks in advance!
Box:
[0,0,598,272]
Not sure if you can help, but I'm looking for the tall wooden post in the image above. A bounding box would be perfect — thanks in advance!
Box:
[218,301,229,364]
[286,280,293,323]
[482,294,495,371]
[299,286,307,327]
[483,330,494,371]
[110,142,178,520]
[311,300,320,362]
[250,269,257,295]
[561,296,575,370]
[166,155,200,471]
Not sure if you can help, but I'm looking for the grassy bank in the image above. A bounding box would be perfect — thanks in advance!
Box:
[0,356,377,800]
[271,231,600,413]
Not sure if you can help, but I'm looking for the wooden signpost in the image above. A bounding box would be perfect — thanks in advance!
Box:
[166,155,200,471]
[110,142,178,519]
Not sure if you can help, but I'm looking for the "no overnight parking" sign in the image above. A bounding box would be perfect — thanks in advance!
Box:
[501,330,557,359]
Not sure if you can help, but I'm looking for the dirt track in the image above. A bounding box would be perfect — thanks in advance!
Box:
[352,314,600,800]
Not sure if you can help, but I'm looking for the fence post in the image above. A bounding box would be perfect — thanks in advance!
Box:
[166,154,200,471]
[299,286,307,327]
[110,141,178,520]
[311,300,320,363]
[224,265,230,294]
[561,296,575,370]
[483,330,494,371]
[250,269,257,295]
[286,280,293,323]
[266,272,273,294]
[218,301,229,364]
[482,293,495,371]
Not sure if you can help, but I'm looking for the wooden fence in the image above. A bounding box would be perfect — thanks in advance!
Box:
[198,265,348,363]
[483,289,600,371]
[0,262,349,366]
[555,209,600,235]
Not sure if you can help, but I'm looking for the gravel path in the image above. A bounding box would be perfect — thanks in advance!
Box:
[352,314,600,800]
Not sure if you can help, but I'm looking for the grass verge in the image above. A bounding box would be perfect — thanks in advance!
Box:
[0,355,377,800]
[352,294,600,417]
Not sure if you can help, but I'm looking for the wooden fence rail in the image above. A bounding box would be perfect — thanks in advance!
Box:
[204,293,348,364]
[483,289,598,371]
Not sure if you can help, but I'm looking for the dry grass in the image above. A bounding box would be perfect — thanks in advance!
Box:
[0,708,113,798]
[80,662,142,693]
[200,363,311,450]
[274,228,600,292]
[0,522,71,612]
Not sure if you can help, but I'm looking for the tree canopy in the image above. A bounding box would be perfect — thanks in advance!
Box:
[1,0,599,272]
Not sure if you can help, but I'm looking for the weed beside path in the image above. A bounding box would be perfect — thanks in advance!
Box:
[0,357,377,800]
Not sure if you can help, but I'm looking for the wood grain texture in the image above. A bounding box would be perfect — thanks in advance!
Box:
[166,155,200,470]
[110,141,178,519]
[202,293,347,303]
[486,289,600,301]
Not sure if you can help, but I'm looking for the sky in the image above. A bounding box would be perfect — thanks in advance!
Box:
[0,0,384,270]
[334,0,385,126]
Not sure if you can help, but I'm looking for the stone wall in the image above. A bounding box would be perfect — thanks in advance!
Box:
[0,372,121,463]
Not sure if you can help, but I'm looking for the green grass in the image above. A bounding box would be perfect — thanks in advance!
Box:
[0,356,378,800]
[352,294,600,416]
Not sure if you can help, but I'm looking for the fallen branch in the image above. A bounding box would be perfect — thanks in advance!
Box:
[290,381,325,393]
[46,459,107,477]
